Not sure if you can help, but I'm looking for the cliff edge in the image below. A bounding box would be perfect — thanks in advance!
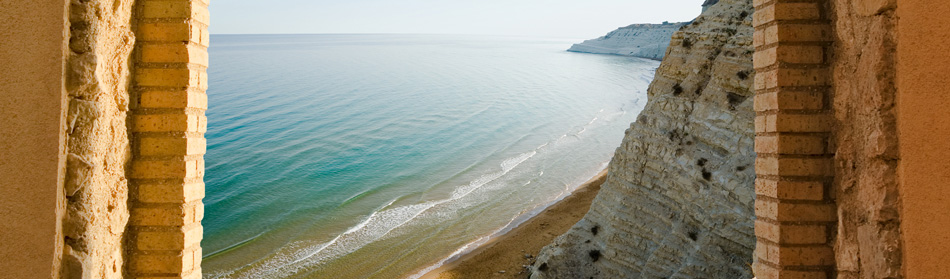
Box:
[568,23,687,60]
[532,0,756,278]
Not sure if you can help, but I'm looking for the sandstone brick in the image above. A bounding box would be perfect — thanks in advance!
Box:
[754,68,775,90]
[754,90,824,112]
[756,265,829,279]
[138,182,205,203]
[133,114,201,133]
[756,220,828,244]
[142,0,210,25]
[140,136,206,157]
[136,68,203,88]
[754,45,825,68]
[131,159,203,179]
[754,3,821,27]
[756,156,833,176]
[130,253,185,274]
[764,24,833,45]
[140,90,208,109]
[130,201,202,226]
[761,113,833,133]
[140,43,209,65]
[755,199,836,222]
[776,68,830,87]
[755,134,827,155]
[778,246,835,266]
[131,206,186,227]
[136,224,203,251]
[138,22,208,46]
[756,179,825,201]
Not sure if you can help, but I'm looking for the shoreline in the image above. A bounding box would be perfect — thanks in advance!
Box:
[419,168,608,279]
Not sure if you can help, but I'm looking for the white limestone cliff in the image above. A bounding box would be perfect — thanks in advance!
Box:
[568,23,687,60]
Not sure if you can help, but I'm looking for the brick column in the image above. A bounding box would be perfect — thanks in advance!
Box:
[752,0,835,278]
[129,0,209,278]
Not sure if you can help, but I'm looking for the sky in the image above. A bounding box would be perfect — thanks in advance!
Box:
[209,0,704,39]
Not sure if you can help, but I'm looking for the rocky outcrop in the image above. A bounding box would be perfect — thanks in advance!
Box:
[568,23,687,60]
[532,0,756,278]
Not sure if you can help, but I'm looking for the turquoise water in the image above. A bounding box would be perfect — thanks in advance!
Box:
[202,34,657,278]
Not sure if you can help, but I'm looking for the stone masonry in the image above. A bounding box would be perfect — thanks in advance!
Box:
[127,0,210,278]
[752,0,838,278]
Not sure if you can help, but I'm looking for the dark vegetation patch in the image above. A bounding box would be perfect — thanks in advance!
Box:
[736,165,747,171]
[538,263,549,271]
[588,250,602,262]
[726,92,749,110]
[591,225,600,236]
[682,38,692,49]
[736,70,749,80]
[688,231,699,241]
[672,83,684,96]
[702,169,712,181]
[740,11,749,18]
[697,158,708,167]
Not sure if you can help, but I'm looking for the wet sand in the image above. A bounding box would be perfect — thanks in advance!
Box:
[420,169,607,279]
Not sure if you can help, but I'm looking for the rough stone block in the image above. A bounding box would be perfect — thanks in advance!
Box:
[65,153,95,196]
[855,0,896,16]
[67,98,99,134]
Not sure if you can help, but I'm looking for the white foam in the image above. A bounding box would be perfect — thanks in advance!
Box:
[225,151,539,278]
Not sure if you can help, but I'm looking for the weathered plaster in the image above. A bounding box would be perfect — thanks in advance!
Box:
[0,0,69,277]
[895,0,950,277]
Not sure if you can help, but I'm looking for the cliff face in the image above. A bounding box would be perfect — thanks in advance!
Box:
[532,0,756,278]
[568,23,687,60]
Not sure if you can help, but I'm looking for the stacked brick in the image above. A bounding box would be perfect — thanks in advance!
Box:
[129,0,209,278]
[752,0,836,278]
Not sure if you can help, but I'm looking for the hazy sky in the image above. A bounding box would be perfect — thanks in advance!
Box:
[209,0,704,39]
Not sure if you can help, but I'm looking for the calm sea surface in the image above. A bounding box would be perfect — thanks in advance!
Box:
[202,34,657,278]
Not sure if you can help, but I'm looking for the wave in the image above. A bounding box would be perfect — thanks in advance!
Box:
[213,149,539,278]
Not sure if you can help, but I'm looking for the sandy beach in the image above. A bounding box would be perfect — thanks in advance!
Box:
[420,168,608,279]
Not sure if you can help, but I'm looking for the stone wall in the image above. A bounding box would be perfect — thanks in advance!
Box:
[828,0,902,278]
[531,0,757,278]
[126,0,210,278]
[62,0,136,277]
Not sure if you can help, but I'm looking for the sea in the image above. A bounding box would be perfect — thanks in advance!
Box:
[201,34,658,279]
